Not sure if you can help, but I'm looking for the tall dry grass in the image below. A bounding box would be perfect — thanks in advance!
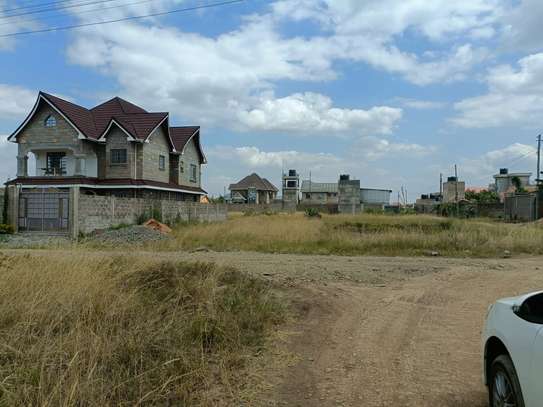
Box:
[156,213,543,257]
[0,253,285,406]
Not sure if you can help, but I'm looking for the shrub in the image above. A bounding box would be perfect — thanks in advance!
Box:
[304,207,321,218]
[0,224,14,234]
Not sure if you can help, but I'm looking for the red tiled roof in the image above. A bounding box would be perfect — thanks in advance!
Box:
[29,92,172,144]
[41,92,99,138]
[170,126,199,152]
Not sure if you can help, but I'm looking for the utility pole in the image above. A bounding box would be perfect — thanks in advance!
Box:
[537,134,542,186]
[439,173,443,198]
[454,164,459,216]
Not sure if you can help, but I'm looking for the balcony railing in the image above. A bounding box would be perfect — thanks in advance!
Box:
[40,167,67,176]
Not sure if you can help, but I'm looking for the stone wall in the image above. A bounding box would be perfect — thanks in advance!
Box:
[78,194,227,234]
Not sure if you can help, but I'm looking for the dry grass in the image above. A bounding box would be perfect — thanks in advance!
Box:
[153,212,543,257]
[0,252,285,406]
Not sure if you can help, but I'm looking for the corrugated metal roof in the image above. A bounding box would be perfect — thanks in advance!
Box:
[301,180,338,193]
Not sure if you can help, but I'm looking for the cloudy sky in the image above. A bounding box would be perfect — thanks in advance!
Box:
[1,0,542,200]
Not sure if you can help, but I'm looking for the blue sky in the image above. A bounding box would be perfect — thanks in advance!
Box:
[1,0,543,200]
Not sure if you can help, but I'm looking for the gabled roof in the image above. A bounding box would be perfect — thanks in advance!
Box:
[170,126,199,151]
[8,92,199,156]
[170,126,206,163]
[229,173,278,192]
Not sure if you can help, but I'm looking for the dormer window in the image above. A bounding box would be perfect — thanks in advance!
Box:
[44,115,57,127]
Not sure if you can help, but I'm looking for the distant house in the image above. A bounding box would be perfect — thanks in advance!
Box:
[228,173,278,204]
[300,181,338,204]
[300,179,391,207]
[492,168,532,201]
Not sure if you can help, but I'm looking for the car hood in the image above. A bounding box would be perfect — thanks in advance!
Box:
[497,290,543,307]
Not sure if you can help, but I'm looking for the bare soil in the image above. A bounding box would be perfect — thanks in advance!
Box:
[7,249,543,406]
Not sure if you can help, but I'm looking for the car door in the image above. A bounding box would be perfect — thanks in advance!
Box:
[511,293,543,407]
[524,325,543,407]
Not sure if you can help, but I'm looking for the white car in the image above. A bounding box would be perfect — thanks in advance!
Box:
[483,290,543,407]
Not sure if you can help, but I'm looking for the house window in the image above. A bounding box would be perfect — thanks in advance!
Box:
[46,152,66,175]
[190,164,197,182]
[180,161,184,173]
[110,149,127,164]
[44,115,57,127]
[159,155,166,171]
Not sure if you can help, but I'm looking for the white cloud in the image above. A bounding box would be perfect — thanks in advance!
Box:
[0,0,41,50]
[453,53,543,128]
[63,0,505,129]
[0,84,36,119]
[502,0,543,53]
[460,143,536,184]
[395,98,447,110]
[271,0,499,84]
[237,92,402,135]
[351,136,437,161]
[208,145,342,170]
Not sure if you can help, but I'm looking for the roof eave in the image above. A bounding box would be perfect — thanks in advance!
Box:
[8,92,88,142]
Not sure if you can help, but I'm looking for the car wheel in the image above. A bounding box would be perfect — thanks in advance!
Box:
[489,354,525,407]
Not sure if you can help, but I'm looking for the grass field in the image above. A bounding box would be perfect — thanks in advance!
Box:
[155,212,543,257]
[0,253,285,405]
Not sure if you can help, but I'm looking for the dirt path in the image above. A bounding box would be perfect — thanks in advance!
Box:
[4,249,543,406]
[257,259,543,407]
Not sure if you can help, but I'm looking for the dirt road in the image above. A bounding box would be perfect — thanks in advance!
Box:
[6,249,543,406]
[248,255,543,407]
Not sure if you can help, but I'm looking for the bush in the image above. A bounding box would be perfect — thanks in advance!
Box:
[304,207,321,218]
[0,224,14,234]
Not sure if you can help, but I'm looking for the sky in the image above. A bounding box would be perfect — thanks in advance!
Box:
[1,0,543,201]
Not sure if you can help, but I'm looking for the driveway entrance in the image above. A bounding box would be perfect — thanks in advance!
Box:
[18,188,70,232]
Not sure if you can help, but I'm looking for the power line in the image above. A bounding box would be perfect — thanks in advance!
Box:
[0,0,124,20]
[0,0,156,27]
[1,0,89,14]
[469,149,537,183]
[0,0,245,37]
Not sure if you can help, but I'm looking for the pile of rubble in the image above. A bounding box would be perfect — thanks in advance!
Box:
[86,225,171,245]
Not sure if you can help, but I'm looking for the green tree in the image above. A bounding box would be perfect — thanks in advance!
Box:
[511,176,526,193]
[465,190,500,203]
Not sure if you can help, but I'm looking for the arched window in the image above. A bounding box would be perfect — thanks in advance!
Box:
[44,115,57,127]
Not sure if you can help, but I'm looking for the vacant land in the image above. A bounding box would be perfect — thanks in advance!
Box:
[149,213,543,257]
[2,249,543,406]
[0,252,285,406]
[2,213,543,405]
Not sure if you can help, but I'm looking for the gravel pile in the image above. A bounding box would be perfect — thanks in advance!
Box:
[86,225,171,245]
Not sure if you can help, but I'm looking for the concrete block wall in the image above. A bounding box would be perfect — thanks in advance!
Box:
[226,202,295,214]
[78,194,227,234]
[338,177,361,214]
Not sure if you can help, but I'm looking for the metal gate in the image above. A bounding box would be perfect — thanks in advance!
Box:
[18,189,70,232]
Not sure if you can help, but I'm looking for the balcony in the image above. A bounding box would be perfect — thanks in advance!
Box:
[18,150,98,178]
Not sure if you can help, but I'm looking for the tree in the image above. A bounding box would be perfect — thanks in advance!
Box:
[511,176,526,193]
[465,190,500,203]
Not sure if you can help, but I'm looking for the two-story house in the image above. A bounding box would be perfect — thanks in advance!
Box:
[5,91,206,232]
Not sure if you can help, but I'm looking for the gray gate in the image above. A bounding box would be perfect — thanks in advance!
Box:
[18,189,70,232]
[504,194,536,222]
